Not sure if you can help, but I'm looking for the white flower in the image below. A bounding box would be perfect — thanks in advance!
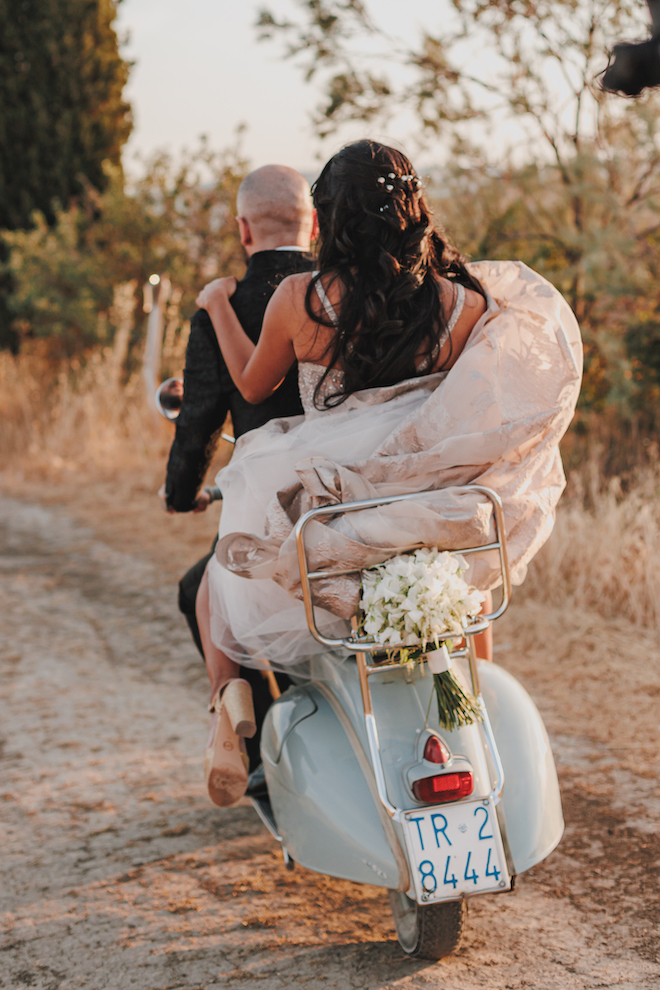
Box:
[359,547,485,650]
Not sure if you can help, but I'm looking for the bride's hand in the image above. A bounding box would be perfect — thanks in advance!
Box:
[196,277,237,311]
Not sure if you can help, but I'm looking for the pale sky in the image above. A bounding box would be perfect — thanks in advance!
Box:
[117,0,627,178]
[117,0,452,176]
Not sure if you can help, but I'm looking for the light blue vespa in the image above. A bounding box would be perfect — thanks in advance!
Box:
[254,486,564,960]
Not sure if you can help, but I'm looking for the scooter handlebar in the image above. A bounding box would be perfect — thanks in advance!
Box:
[202,485,223,503]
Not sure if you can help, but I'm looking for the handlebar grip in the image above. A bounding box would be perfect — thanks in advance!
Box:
[203,485,223,503]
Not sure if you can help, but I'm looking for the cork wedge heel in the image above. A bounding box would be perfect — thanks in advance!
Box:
[204,679,256,807]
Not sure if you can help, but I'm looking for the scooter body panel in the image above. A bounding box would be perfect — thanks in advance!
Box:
[262,655,563,886]
[261,687,400,887]
[310,653,564,876]
[478,660,564,873]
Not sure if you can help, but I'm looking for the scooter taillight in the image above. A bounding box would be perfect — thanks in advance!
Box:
[412,771,474,804]
[423,735,450,764]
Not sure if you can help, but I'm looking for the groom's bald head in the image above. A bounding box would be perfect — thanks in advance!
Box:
[236,165,314,252]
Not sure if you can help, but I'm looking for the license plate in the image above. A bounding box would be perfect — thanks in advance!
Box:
[402,797,511,904]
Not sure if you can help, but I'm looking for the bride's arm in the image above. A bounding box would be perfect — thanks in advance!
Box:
[196,276,301,404]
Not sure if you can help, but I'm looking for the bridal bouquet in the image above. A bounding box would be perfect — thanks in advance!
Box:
[360,548,485,730]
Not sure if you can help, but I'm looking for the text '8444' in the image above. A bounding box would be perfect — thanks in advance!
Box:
[403,798,511,903]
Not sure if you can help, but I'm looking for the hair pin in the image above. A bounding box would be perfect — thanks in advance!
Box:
[376,171,422,192]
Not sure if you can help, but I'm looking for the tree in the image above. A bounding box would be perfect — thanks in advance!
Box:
[258,1,660,429]
[0,0,131,230]
[257,1,649,159]
[3,140,248,355]
[0,0,131,350]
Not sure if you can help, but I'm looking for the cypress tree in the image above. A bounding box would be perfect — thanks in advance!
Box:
[0,0,132,348]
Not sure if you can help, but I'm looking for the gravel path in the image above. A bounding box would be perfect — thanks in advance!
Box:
[1,495,659,989]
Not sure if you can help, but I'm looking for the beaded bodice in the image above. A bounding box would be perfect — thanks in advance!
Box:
[298,362,345,413]
[297,275,466,414]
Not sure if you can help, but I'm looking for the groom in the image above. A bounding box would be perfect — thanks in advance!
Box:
[162,164,316,767]
[164,164,316,513]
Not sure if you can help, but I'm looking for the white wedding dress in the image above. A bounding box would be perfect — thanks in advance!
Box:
[206,261,582,676]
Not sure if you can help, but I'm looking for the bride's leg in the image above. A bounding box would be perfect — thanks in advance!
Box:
[196,564,256,807]
[196,565,240,700]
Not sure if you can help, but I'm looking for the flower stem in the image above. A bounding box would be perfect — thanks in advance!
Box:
[433,671,482,731]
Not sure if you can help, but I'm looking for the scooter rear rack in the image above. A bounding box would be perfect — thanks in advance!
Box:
[293,484,511,661]
[293,484,512,822]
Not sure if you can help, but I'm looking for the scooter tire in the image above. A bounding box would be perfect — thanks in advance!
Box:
[388,889,467,960]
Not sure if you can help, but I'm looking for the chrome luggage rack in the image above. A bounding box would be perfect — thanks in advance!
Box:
[293,484,512,822]
[294,484,511,664]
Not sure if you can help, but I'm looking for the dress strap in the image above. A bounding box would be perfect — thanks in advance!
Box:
[312,273,462,336]
[446,283,465,335]
[312,271,339,326]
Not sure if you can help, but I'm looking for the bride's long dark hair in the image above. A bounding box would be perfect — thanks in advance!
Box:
[307,139,485,407]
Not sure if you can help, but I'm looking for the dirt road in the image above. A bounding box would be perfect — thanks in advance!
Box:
[1,493,659,989]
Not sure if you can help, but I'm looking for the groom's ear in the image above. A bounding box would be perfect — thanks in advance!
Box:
[236,216,253,249]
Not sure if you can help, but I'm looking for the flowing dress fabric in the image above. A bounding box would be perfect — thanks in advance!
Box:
[207,261,583,674]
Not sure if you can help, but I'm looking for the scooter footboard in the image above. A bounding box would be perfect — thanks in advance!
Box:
[260,685,404,888]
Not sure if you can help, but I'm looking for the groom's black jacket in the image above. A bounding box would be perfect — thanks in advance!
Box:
[164,249,314,512]
[168,249,312,769]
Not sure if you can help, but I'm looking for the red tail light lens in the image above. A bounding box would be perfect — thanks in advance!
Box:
[412,771,474,804]
[423,735,450,765]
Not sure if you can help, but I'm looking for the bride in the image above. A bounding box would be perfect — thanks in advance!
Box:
[194,139,582,807]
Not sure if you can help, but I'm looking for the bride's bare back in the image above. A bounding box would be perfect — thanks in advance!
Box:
[284,271,486,372]
[196,269,486,405]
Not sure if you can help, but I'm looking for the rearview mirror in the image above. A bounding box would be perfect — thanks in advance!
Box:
[155,377,183,421]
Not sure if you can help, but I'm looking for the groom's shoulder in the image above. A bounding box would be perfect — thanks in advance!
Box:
[231,253,314,334]
[236,250,315,294]
[188,305,216,341]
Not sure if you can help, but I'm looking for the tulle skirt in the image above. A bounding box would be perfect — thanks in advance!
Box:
[207,385,430,675]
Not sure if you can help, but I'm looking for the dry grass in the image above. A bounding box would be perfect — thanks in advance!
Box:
[0,345,232,578]
[521,463,660,628]
[2,347,660,628]
[0,345,166,473]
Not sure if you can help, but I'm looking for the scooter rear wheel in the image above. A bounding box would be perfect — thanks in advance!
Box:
[388,890,467,959]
